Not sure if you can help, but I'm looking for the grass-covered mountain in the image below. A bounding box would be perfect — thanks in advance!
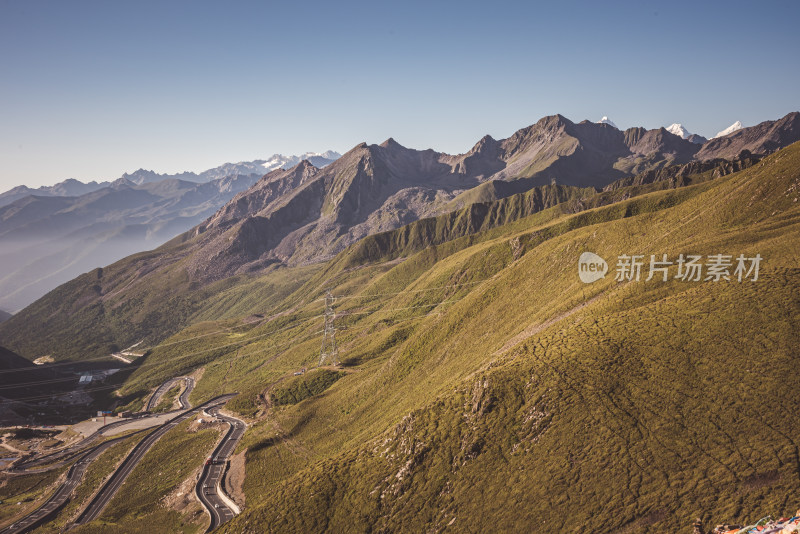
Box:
[3,113,797,364]
[51,139,800,533]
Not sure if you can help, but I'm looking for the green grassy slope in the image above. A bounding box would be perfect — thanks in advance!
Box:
[175,142,800,532]
[31,433,142,533]
[6,143,800,532]
[0,157,733,366]
[72,419,219,534]
[0,247,317,363]
[80,142,800,531]
[0,467,66,529]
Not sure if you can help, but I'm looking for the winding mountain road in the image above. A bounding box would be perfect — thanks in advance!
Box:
[195,407,246,531]
[0,431,146,534]
[11,377,194,474]
[0,377,221,534]
[10,418,138,473]
[146,376,193,411]
[71,394,236,528]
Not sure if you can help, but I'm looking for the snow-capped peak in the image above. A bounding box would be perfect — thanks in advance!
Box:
[261,151,342,172]
[711,121,743,139]
[665,123,692,139]
[597,116,618,129]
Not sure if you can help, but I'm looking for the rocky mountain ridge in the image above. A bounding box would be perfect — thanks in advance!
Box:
[182,112,800,280]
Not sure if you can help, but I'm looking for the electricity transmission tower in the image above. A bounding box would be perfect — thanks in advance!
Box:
[318,290,339,367]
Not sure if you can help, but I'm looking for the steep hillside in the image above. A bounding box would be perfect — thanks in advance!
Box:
[85,140,800,533]
[2,114,797,363]
[0,161,717,364]
[695,111,800,160]
[603,151,762,191]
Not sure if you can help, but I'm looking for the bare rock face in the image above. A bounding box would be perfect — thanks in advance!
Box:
[7,112,798,356]
[130,112,800,286]
[695,111,800,160]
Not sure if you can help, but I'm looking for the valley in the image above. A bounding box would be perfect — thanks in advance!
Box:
[2,132,799,531]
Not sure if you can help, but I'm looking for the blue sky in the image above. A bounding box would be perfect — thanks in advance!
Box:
[1,0,798,188]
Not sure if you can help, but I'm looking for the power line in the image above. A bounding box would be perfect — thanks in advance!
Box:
[336,299,461,318]
[0,328,325,405]
[0,376,86,389]
[0,314,321,376]
[314,279,487,302]
[0,287,475,392]
[318,291,339,367]
[0,277,490,379]
[0,383,129,405]
[0,280,485,398]
[0,318,323,398]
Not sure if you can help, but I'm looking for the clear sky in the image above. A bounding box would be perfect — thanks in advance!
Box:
[1,0,799,189]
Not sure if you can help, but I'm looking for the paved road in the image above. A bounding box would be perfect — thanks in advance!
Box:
[0,377,205,534]
[0,431,145,534]
[11,416,147,473]
[72,394,236,528]
[146,377,193,411]
[195,407,246,532]
[11,377,195,473]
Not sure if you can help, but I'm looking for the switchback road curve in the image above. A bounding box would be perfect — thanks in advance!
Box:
[0,430,146,534]
[195,406,246,531]
[71,394,236,528]
[146,376,193,411]
[11,377,195,473]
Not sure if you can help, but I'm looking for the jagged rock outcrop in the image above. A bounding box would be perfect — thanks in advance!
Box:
[695,111,800,160]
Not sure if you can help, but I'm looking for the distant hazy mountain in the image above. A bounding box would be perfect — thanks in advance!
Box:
[0,173,261,312]
[0,309,11,323]
[0,151,342,207]
[119,151,341,186]
[0,179,108,208]
[0,151,342,311]
[712,120,744,139]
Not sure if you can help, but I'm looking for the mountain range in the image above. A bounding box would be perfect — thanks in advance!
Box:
[0,151,341,208]
[169,111,800,280]
[0,152,340,312]
[4,111,789,314]
[1,111,797,362]
[1,121,799,531]
[117,151,341,186]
